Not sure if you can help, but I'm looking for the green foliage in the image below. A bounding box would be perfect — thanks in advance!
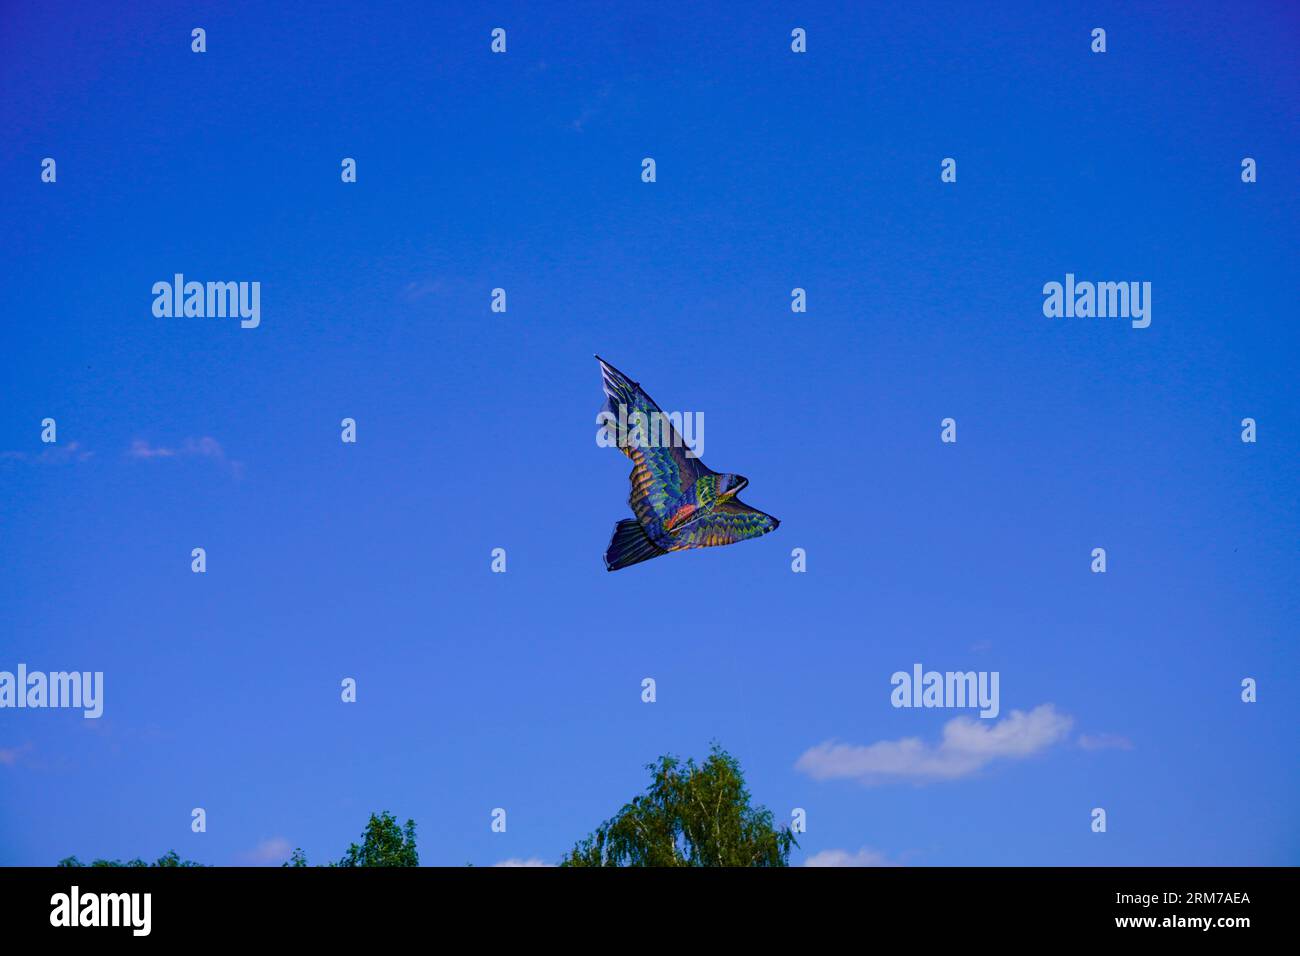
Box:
[56,850,204,868]
[561,744,796,867]
[54,748,784,869]
[333,811,419,867]
[58,814,415,868]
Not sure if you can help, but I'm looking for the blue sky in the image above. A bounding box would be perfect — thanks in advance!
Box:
[1,0,1297,866]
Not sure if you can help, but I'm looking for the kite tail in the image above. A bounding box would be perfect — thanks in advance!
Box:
[604,519,667,571]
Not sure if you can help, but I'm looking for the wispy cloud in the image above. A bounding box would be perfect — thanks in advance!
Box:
[126,440,177,459]
[796,704,1074,785]
[399,278,444,303]
[128,437,243,477]
[0,441,94,464]
[0,743,33,767]
[493,857,552,867]
[1078,733,1134,751]
[570,84,612,132]
[804,846,902,867]
[238,837,292,865]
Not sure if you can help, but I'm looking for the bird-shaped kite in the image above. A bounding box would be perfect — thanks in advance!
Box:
[596,356,779,571]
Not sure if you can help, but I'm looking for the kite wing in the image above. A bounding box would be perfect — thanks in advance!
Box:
[668,497,780,550]
[597,355,710,527]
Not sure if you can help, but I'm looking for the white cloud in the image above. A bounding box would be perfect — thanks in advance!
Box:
[129,437,219,460]
[128,437,242,477]
[239,837,292,865]
[399,279,444,302]
[0,441,93,464]
[569,84,612,132]
[795,704,1073,785]
[493,857,552,867]
[0,743,32,767]
[1078,733,1134,751]
[127,439,176,459]
[804,847,901,867]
